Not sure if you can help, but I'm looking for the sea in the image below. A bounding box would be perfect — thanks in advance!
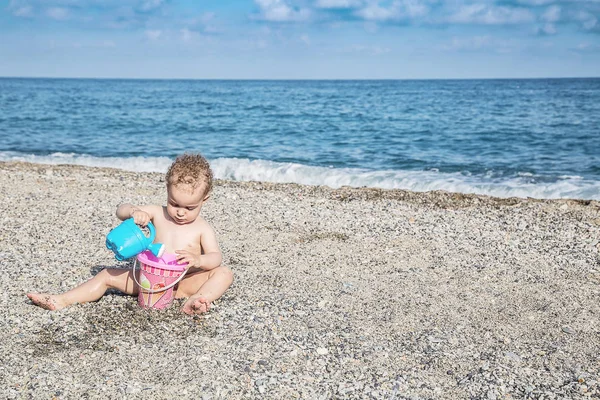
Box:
[1,77,599,200]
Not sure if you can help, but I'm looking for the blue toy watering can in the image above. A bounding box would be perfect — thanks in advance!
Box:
[106,218,165,261]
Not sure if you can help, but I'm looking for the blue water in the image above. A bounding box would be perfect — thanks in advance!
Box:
[1,77,599,200]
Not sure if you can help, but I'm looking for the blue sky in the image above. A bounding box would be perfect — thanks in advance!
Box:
[1,0,599,79]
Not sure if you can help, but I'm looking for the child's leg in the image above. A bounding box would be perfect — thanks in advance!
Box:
[177,266,233,315]
[27,268,138,311]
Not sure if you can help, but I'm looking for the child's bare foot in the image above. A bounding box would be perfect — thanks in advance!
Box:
[27,293,66,311]
[181,295,212,315]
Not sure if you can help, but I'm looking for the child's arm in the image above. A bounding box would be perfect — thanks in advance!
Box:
[175,223,222,271]
[116,203,157,226]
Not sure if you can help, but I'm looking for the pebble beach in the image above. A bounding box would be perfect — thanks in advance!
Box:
[1,160,599,399]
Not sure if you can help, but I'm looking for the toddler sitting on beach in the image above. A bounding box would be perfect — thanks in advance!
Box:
[27,153,233,315]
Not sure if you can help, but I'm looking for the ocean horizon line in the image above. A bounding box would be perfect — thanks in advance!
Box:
[1,76,599,82]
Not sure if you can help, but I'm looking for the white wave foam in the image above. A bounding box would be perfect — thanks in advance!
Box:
[211,158,600,200]
[1,152,599,200]
[0,151,173,173]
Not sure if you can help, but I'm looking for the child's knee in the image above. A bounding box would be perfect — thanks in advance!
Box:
[96,268,111,282]
[214,266,234,283]
[101,268,128,288]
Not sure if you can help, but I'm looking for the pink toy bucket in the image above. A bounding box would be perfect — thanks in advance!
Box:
[133,251,187,310]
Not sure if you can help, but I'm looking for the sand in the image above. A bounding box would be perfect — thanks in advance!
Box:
[1,161,599,399]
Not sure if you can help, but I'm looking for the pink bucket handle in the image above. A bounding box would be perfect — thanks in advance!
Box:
[131,258,188,294]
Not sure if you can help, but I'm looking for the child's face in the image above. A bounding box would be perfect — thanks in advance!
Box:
[166,183,207,225]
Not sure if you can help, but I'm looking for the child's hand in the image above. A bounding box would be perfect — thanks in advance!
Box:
[175,243,202,269]
[130,209,151,226]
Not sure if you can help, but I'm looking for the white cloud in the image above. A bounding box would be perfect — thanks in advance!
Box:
[182,12,221,33]
[340,44,391,55]
[443,35,492,51]
[47,7,69,20]
[354,0,429,22]
[401,0,428,18]
[443,35,517,53]
[570,10,598,31]
[203,25,220,33]
[583,17,597,30]
[47,39,117,50]
[180,28,210,43]
[145,29,162,40]
[448,5,534,25]
[199,12,216,24]
[372,45,391,55]
[185,12,215,25]
[181,28,195,42]
[582,15,597,31]
[254,0,310,22]
[356,3,396,21]
[571,42,600,53]
[514,0,554,5]
[541,6,560,23]
[12,5,33,17]
[538,22,557,35]
[139,0,164,12]
[244,38,269,49]
[78,40,117,48]
[315,0,363,9]
[300,34,310,45]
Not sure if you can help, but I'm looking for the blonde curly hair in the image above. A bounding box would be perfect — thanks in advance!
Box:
[166,153,213,196]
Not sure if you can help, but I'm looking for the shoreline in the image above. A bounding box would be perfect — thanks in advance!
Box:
[1,160,599,398]
[3,160,599,208]
[2,155,599,202]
